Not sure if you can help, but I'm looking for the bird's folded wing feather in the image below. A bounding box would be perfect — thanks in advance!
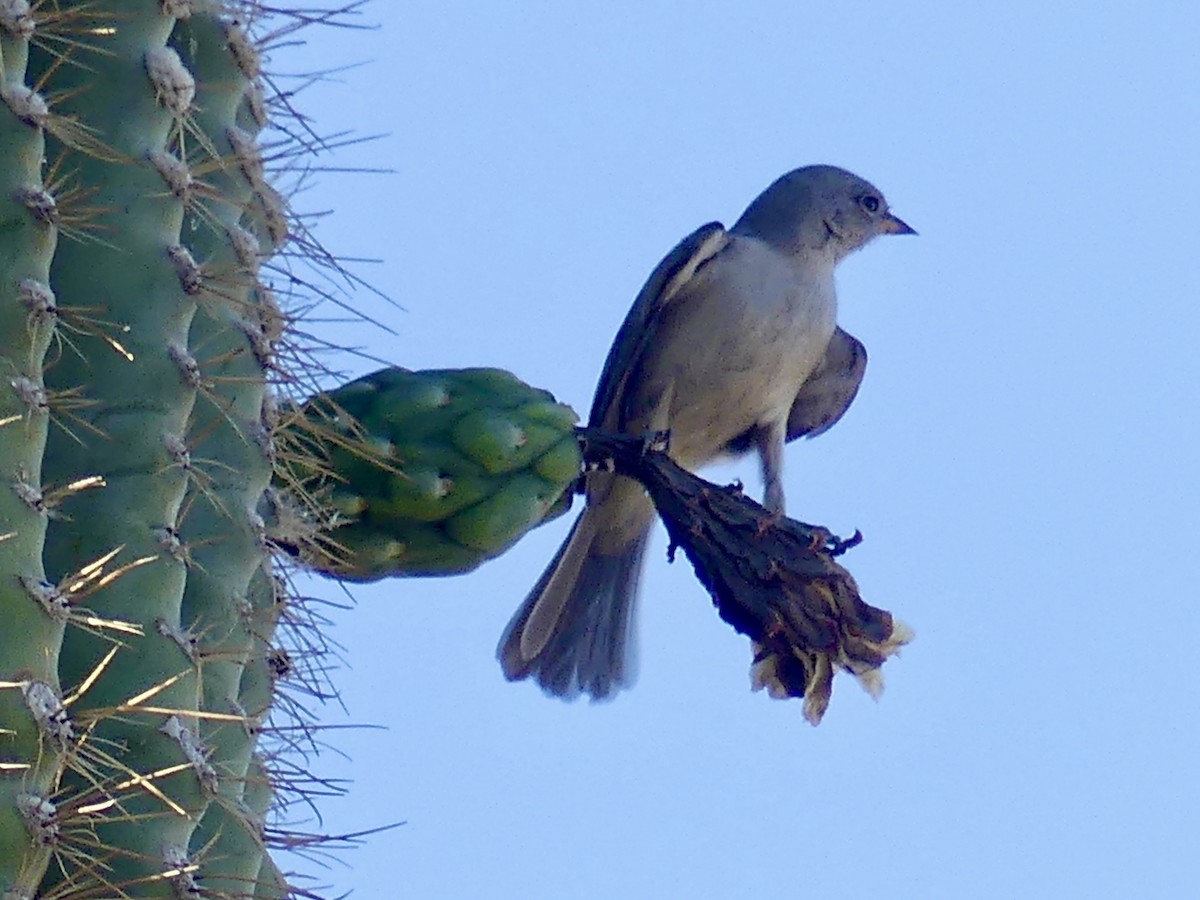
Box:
[589,222,730,428]
[786,327,868,440]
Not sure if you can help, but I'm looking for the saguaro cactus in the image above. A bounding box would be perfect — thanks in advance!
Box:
[0,1,325,895]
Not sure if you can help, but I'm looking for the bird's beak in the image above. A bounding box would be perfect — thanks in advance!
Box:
[879,212,916,235]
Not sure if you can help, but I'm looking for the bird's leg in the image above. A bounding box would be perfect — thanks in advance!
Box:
[633,379,675,456]
[754,421,787,514]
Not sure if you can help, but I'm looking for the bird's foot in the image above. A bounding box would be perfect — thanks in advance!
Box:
[641,429,671,454]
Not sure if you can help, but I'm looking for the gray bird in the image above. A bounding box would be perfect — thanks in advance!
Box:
[498,164,914,700]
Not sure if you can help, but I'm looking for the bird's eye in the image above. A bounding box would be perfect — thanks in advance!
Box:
[859,195,881,214]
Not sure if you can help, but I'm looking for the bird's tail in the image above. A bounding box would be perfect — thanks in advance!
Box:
[497,504,651,700]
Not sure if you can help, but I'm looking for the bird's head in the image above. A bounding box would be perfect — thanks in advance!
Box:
[733,164,915,262]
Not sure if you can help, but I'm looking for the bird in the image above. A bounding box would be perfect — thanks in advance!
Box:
[498,164,914,700]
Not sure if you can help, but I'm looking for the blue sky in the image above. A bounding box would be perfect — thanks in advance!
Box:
[275,4,1199,898]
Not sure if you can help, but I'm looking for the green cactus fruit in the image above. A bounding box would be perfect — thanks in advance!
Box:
[293,367,583,581]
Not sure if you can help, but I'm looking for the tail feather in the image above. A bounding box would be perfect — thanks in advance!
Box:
[498,508,650,700]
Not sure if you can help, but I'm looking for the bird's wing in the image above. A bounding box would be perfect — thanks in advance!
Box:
[588,222,730,428]
[785,326,868,440]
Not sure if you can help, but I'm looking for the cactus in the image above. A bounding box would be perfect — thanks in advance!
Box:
[288,367,582,581]
[0,1,349,895]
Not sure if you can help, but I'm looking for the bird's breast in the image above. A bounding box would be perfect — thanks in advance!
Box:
[629,238,837,467]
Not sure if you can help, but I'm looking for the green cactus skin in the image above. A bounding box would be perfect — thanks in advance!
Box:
[292,367,583,581]
[0,1,337,896]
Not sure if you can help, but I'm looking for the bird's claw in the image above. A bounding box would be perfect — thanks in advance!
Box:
[827,528,863,557]
[641,430,671,454]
